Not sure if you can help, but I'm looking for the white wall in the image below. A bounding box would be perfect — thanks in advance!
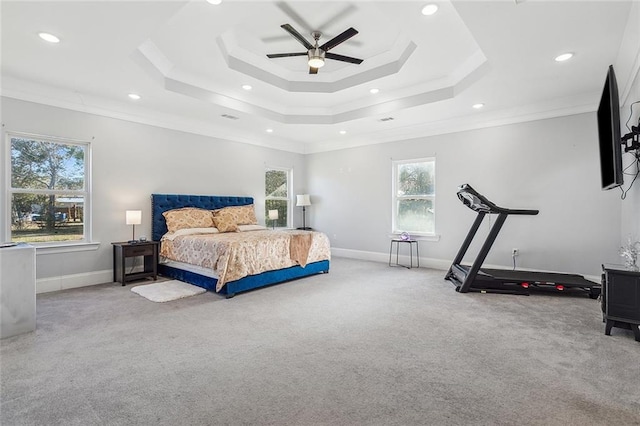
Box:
[1,97,307,288]
[619,71,640,244]
[307,112,623,277]
[617,0,640,248]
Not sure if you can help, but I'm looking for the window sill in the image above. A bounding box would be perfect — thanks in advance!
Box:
[389,234,440,242]
[35,242,101,255]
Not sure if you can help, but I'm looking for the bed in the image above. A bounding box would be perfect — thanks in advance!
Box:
[151,194,330,297]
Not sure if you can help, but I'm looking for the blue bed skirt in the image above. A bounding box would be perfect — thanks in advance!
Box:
[158,260,330,297]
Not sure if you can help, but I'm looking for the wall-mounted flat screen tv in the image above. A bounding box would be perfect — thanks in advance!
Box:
[596,65,623,190]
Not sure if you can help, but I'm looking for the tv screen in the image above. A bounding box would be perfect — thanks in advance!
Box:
[596,65,623,190]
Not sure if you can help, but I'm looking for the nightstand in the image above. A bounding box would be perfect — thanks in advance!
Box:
[112,241,160,285]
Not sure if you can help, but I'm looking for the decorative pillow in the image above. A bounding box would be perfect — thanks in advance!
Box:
[212,210,239,233]
[163,208,214,233]
[212,205,258,225]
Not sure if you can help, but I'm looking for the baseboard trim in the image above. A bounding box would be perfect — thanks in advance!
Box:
[37,270,113,294]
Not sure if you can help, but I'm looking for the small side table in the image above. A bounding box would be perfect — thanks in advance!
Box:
[389,239,420,269]
[112,241,160,285]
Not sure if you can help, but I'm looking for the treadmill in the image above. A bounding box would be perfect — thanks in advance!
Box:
[445,184,600,298]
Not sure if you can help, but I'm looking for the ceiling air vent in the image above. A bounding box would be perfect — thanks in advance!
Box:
[221,114,239,120]
[379,117,395,122]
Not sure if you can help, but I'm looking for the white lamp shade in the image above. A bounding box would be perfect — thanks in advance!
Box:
[125,210,142,225]
[268,210,279,220]
[296,194,311,207]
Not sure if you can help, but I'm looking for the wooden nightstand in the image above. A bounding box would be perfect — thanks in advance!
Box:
[112,241,160,285]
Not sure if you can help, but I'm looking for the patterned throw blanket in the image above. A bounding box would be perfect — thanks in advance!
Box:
[289,233,313,267]
[160,230,331,292]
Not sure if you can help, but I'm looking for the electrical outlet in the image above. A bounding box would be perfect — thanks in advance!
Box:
[512,248,519,257]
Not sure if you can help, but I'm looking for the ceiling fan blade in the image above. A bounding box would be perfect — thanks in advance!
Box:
[267,52,308,58]
[281,24,314,50]
[325,52,363,64]
[276,2,313,33]
[319,27,358,52]
[309,67,319,75]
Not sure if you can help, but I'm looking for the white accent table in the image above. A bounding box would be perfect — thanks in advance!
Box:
[0,243,36,339]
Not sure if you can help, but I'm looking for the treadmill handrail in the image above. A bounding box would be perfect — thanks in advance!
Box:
[457,184,539,215]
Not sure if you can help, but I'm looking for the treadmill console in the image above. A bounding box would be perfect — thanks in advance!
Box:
[456,184,539,216]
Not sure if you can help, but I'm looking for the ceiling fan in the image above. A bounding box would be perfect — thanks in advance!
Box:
[266,24,364,74]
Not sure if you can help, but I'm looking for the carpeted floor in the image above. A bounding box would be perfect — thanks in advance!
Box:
[1,257,639,426]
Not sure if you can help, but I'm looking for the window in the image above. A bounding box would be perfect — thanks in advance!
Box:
[265,167,291,228]
[392,158,435,235]
[7,133,91,244]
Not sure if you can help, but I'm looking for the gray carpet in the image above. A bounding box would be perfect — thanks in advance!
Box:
[1,258,639,426]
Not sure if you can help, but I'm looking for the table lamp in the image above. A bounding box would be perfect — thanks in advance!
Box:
[126,210,142,243]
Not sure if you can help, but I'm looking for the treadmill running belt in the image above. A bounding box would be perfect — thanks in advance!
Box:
[479,268,597,287]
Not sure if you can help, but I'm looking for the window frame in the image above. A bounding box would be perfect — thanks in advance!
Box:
[264,165,292,229]
[391,157,436,237]
[5,131,93,246]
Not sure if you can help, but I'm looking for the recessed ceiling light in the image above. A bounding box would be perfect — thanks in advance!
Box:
[266,129,274,133]
[206,0,222,5]
[472,103,484,109]
[242,84,252,91]
[339,130,347,135]
[554,53,573,62]
[128,93,141,100]
[38,32,60,43]
[369,88,380,94]
[421,4,439,16]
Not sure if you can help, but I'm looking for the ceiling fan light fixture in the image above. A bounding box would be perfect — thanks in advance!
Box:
[308,49,326,68]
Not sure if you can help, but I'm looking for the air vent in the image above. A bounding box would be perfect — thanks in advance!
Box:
[221,114,239,120]
[379,117,395,122]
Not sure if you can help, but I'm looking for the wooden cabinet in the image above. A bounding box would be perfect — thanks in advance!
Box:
[112,241,159,285]
[601,264,640,342]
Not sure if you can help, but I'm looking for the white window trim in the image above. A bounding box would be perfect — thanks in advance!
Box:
[391,157,437,238]
[265,165,292,228]
[5,131,94,247]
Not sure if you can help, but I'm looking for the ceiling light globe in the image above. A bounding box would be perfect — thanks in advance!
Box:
[308,48,326,69]
[308,57,325,68]
[472,103,484,109]
[206,0,222,5]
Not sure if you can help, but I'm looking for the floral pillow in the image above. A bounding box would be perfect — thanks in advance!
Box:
[212,210,239,233]
[212,205,257,225]
[163,208,214,233]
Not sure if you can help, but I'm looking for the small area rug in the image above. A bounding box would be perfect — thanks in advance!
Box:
[131,280,206,302]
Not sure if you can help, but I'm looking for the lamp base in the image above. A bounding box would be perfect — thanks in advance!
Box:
[296,227,313,231]
[128,240,139,244]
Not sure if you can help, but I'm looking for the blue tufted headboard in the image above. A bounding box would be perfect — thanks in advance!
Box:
[151,194,254,242]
